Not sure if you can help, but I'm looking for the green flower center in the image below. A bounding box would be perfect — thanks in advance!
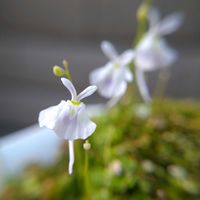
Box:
[71,100,81,105]
[113,62,120,68]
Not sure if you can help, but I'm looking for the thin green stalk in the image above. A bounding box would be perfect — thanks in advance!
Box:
[83,149,90,200]
[63,60,71,80]
[129,0,152,72]
[153,68,171,99]
[130,0,153,102]
[132,0,152,48]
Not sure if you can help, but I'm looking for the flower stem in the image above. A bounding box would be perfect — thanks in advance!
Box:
[153,68,171,99]
[135,67,152,103]
[83,148,90,200]
[129,0,152,70]
[68,140,74,175]
[63,60,71,80]
[129,0,153,102]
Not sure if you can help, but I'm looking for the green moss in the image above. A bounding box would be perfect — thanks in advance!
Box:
[1,99,200,200]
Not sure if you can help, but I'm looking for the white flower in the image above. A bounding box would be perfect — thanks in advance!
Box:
[90,41,134,106]
[135,8,183,102]
[108,160,122,176]
[134,103,151,119]
[135,8,183,71]
[38,78,97,174]
[167,165,187,180]
[142,160,156,173]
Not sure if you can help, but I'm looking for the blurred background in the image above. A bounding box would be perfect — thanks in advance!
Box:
[0,0,200,136]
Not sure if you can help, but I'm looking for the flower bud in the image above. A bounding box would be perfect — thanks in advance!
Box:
[53,66,65,77]
[63,60,68,69]
[83,140,91,150]
[137,2,149,21]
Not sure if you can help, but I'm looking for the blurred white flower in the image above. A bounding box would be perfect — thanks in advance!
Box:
[39,78,97,174]
[135,8,184,102]
[142,159,156,173]
[167,165,187,180]
[136,8,183,71]
[90,41,134,107]
[134,103,151,119]
[109,160,122,176]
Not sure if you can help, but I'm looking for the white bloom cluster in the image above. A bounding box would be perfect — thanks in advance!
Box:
[90,7,183,104]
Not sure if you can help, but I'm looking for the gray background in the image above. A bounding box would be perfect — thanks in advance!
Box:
[0,0,200,135]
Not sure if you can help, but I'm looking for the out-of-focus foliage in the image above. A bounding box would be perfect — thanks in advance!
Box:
[1,96,200,200]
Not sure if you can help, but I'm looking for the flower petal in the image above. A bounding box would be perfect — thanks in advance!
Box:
[107,95,123,108]
[135,36,177,71]
[113,81,127,98]
[76,104,97,139]
[90,64,112,85]
[157,12,184,35]
[159,39,178,66]
[96,67,119,98]
[124,67,133,82]
[52,102,96,140]
[77,86,97,101]
[135,33,158,71]
[68,140,74,175]
[38,100,67,129]
[89,64,115,98]
[101,41,118,60]
[106,81,127,107]
[119,49,135,66]
[148,7,160,29]
[61,78,77,100]
[135,68,151,103]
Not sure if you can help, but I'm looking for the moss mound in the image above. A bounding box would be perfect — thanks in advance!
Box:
[1,99,200,200]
